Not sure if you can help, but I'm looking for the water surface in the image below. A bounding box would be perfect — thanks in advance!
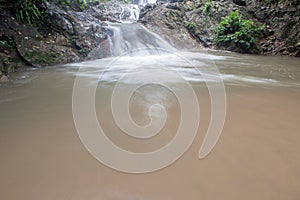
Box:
[0,50,299,199]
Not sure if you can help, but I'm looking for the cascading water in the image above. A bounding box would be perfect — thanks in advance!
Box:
[87,22,176,59]
[131,0,157,5]
[88,2,176,59]
[1,0,300,196]
[103,22,176,57]
[85,3,300,86]
[118,4,140,22]
[117,0,157,22]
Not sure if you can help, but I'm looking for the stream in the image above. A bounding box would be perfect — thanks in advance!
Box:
[0,11,300,200]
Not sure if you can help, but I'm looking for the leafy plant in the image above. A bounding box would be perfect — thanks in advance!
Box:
[15,0,42,26]
[79,0,88,10]
[79,47,88,56]
[51,0,72,6]
[215,11,264,53]
[0,37,15,50]
[202,0,212,13]
[184,21,196,30]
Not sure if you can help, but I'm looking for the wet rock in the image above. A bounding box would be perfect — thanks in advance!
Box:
[183,1,196,11]
[139,2,203,50]
[287,46,296,53]
[139,0,254,52]
[0,75,9,83]
[262,41,270,47]
[0,1,112,68]
[282,51,289,55]
[46,2,74,35]
[233,0,246,6]
[88,2,140,22]
[294,49,300,57]
[166,3,182,11]
[279,47,286,52]
[170,0,185,2]
[264,25,275,36]
[245,0,300,56]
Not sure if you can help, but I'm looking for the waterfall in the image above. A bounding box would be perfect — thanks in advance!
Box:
[87,0,169,59]
[106,22,176,56]
[118,4,140,22]
[87,22,176,59]
[117,0,157,22]
[131,0,157,5]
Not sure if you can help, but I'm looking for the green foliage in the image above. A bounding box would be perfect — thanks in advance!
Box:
[215,11,264,53]
[71,35,78,42]
[79,0,88,10]
[76,0,103,11]
[184,21,196,30]
[202,0,211,13]
[51,0,72,6]
[0,37,15,50]
[50,0,92,10]
[15,0,42,26]
[79,47,88,56]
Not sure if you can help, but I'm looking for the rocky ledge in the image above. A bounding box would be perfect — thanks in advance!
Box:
[0,0,139,81]
[139,0,299,56]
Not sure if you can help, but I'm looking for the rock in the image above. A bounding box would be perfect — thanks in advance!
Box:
[46,2,75,35]
[287,46,297,53]
[282,51,289,55]
[233,0,246,6]
[279,47,286,52]
[184,1,195,11]
[139,2,203,50]
[262,41,270,47]
[170,0,184,2]
[166,3,182,11]
[139,0,249,51]
[245,0,300,56]
[264,27,274,36]
[295,49,300,57]
[10,1,111,67]
[0,75,9,83]
[88,2,141,23]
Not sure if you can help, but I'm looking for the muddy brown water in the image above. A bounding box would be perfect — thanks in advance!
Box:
[0,51,300,200]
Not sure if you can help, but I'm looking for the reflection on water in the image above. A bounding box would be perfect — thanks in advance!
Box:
[0,51,300,199]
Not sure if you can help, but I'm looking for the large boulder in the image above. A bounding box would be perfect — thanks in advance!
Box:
[233,0,246,6]
[139,0,245,50]
[139,2,203,50]
[0,1,112,70]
